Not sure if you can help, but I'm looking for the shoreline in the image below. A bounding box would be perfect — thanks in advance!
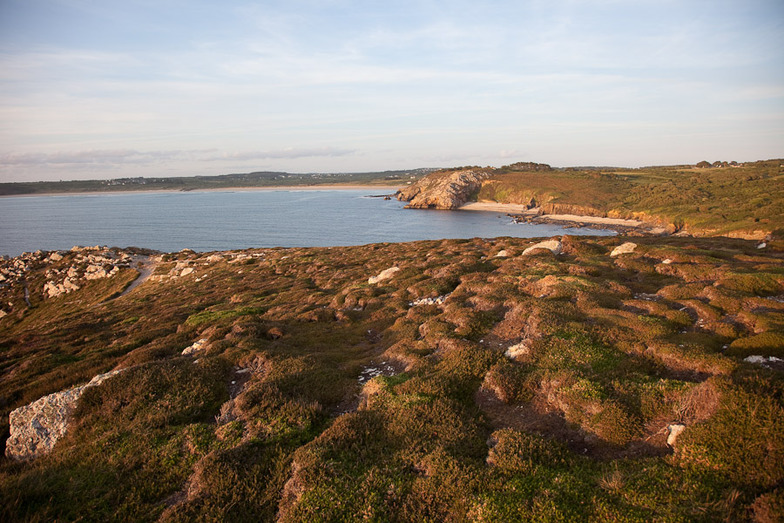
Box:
[0,184,403,198]
[458,201,668,235]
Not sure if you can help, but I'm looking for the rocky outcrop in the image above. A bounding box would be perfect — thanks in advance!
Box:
[182,338,208,356]
[396,169,493,209]
[666,423,686,446]
[610,242,637,257]
[42,248,132,298]
[522,239,563,256]
[368,267,400,284]
[5,370,123,461]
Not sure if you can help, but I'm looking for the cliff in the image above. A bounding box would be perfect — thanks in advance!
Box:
[396,168,493,209]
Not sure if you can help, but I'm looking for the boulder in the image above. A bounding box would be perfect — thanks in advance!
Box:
[667,423,686,446]
[84,265,108,280]
[368,267,400,284]
[182,338,208,356]
[610,242,637,257]
[410,294,450,307]
[505,341,530,360]
[522,240,562,256]
[5,370,122,461]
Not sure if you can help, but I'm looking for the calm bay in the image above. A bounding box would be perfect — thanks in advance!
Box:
[0,189,614,257]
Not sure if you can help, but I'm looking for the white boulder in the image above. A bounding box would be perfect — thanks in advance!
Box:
[368,267,400,284]
[610,242,637,257]
[667,423,686,446]
[522,240,562,256]
[5,370,122,461]
[183,338,208,356]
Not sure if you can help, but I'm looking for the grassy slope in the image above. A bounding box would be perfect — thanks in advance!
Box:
[475,160,784,237]
[1,235,783,521]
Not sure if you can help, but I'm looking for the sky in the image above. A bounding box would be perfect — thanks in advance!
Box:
[1,0,782,182]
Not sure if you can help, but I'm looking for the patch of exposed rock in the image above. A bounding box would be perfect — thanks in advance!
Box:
[182,338,209,356]
[42,248,133,298]
[368,266,400,284]
[396,168,493,209]
[409,294,451,307]
[5,370,123,461]
[522,239,563,256]
[610,242,638,257]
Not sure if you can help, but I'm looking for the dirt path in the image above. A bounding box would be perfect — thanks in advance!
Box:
[117,255,158,298]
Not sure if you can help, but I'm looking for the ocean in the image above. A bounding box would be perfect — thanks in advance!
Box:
[0,189,614,256]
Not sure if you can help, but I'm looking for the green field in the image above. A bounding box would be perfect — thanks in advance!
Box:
[472,160,783,238]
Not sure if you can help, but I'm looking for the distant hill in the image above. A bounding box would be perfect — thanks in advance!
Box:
[0,168,437,196]
[396,159,784,240]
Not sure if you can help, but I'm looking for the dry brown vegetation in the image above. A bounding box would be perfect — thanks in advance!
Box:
[0,234,783,521]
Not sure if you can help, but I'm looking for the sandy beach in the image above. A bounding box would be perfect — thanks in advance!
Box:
[458,201,533,214]
[458,200,667,234]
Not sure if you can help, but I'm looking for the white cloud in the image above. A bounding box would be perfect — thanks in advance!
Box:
[204,147,356,161]
[0,147,355,167]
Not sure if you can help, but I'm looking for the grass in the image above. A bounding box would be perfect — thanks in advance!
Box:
[461,160,784,238]
[0,234,782,521]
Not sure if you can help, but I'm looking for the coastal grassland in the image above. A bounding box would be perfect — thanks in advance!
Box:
[475,160,784,237]
[1,235,783,521]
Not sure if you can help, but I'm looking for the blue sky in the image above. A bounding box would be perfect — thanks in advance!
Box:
[1,0,782,181]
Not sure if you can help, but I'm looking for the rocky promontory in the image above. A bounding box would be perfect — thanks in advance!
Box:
[396,168,494,209]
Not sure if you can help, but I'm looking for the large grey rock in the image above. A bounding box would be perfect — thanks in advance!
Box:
[522,240,562,256]
[610,242,637,257]
[368,267,400,284]
[5,370,122,461]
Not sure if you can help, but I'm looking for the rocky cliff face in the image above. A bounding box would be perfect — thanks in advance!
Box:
[396,169,493,209]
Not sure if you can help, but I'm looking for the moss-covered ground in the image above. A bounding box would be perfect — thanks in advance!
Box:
[1,234,783,521]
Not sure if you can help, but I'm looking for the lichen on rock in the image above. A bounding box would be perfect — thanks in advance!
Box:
[5,370,122,461]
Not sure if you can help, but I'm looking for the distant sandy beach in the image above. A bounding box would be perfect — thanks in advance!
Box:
[458,200,667,234]
[458,202,532,214]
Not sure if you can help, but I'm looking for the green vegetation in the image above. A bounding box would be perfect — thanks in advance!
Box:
[1,233,782,521]
[473,159,784,238]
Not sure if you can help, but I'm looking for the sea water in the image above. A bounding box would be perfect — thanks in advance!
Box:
[0,189,614,256]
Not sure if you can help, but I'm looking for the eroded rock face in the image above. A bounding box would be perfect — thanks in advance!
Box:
[396,169,492,209]
[5,370,122,461]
